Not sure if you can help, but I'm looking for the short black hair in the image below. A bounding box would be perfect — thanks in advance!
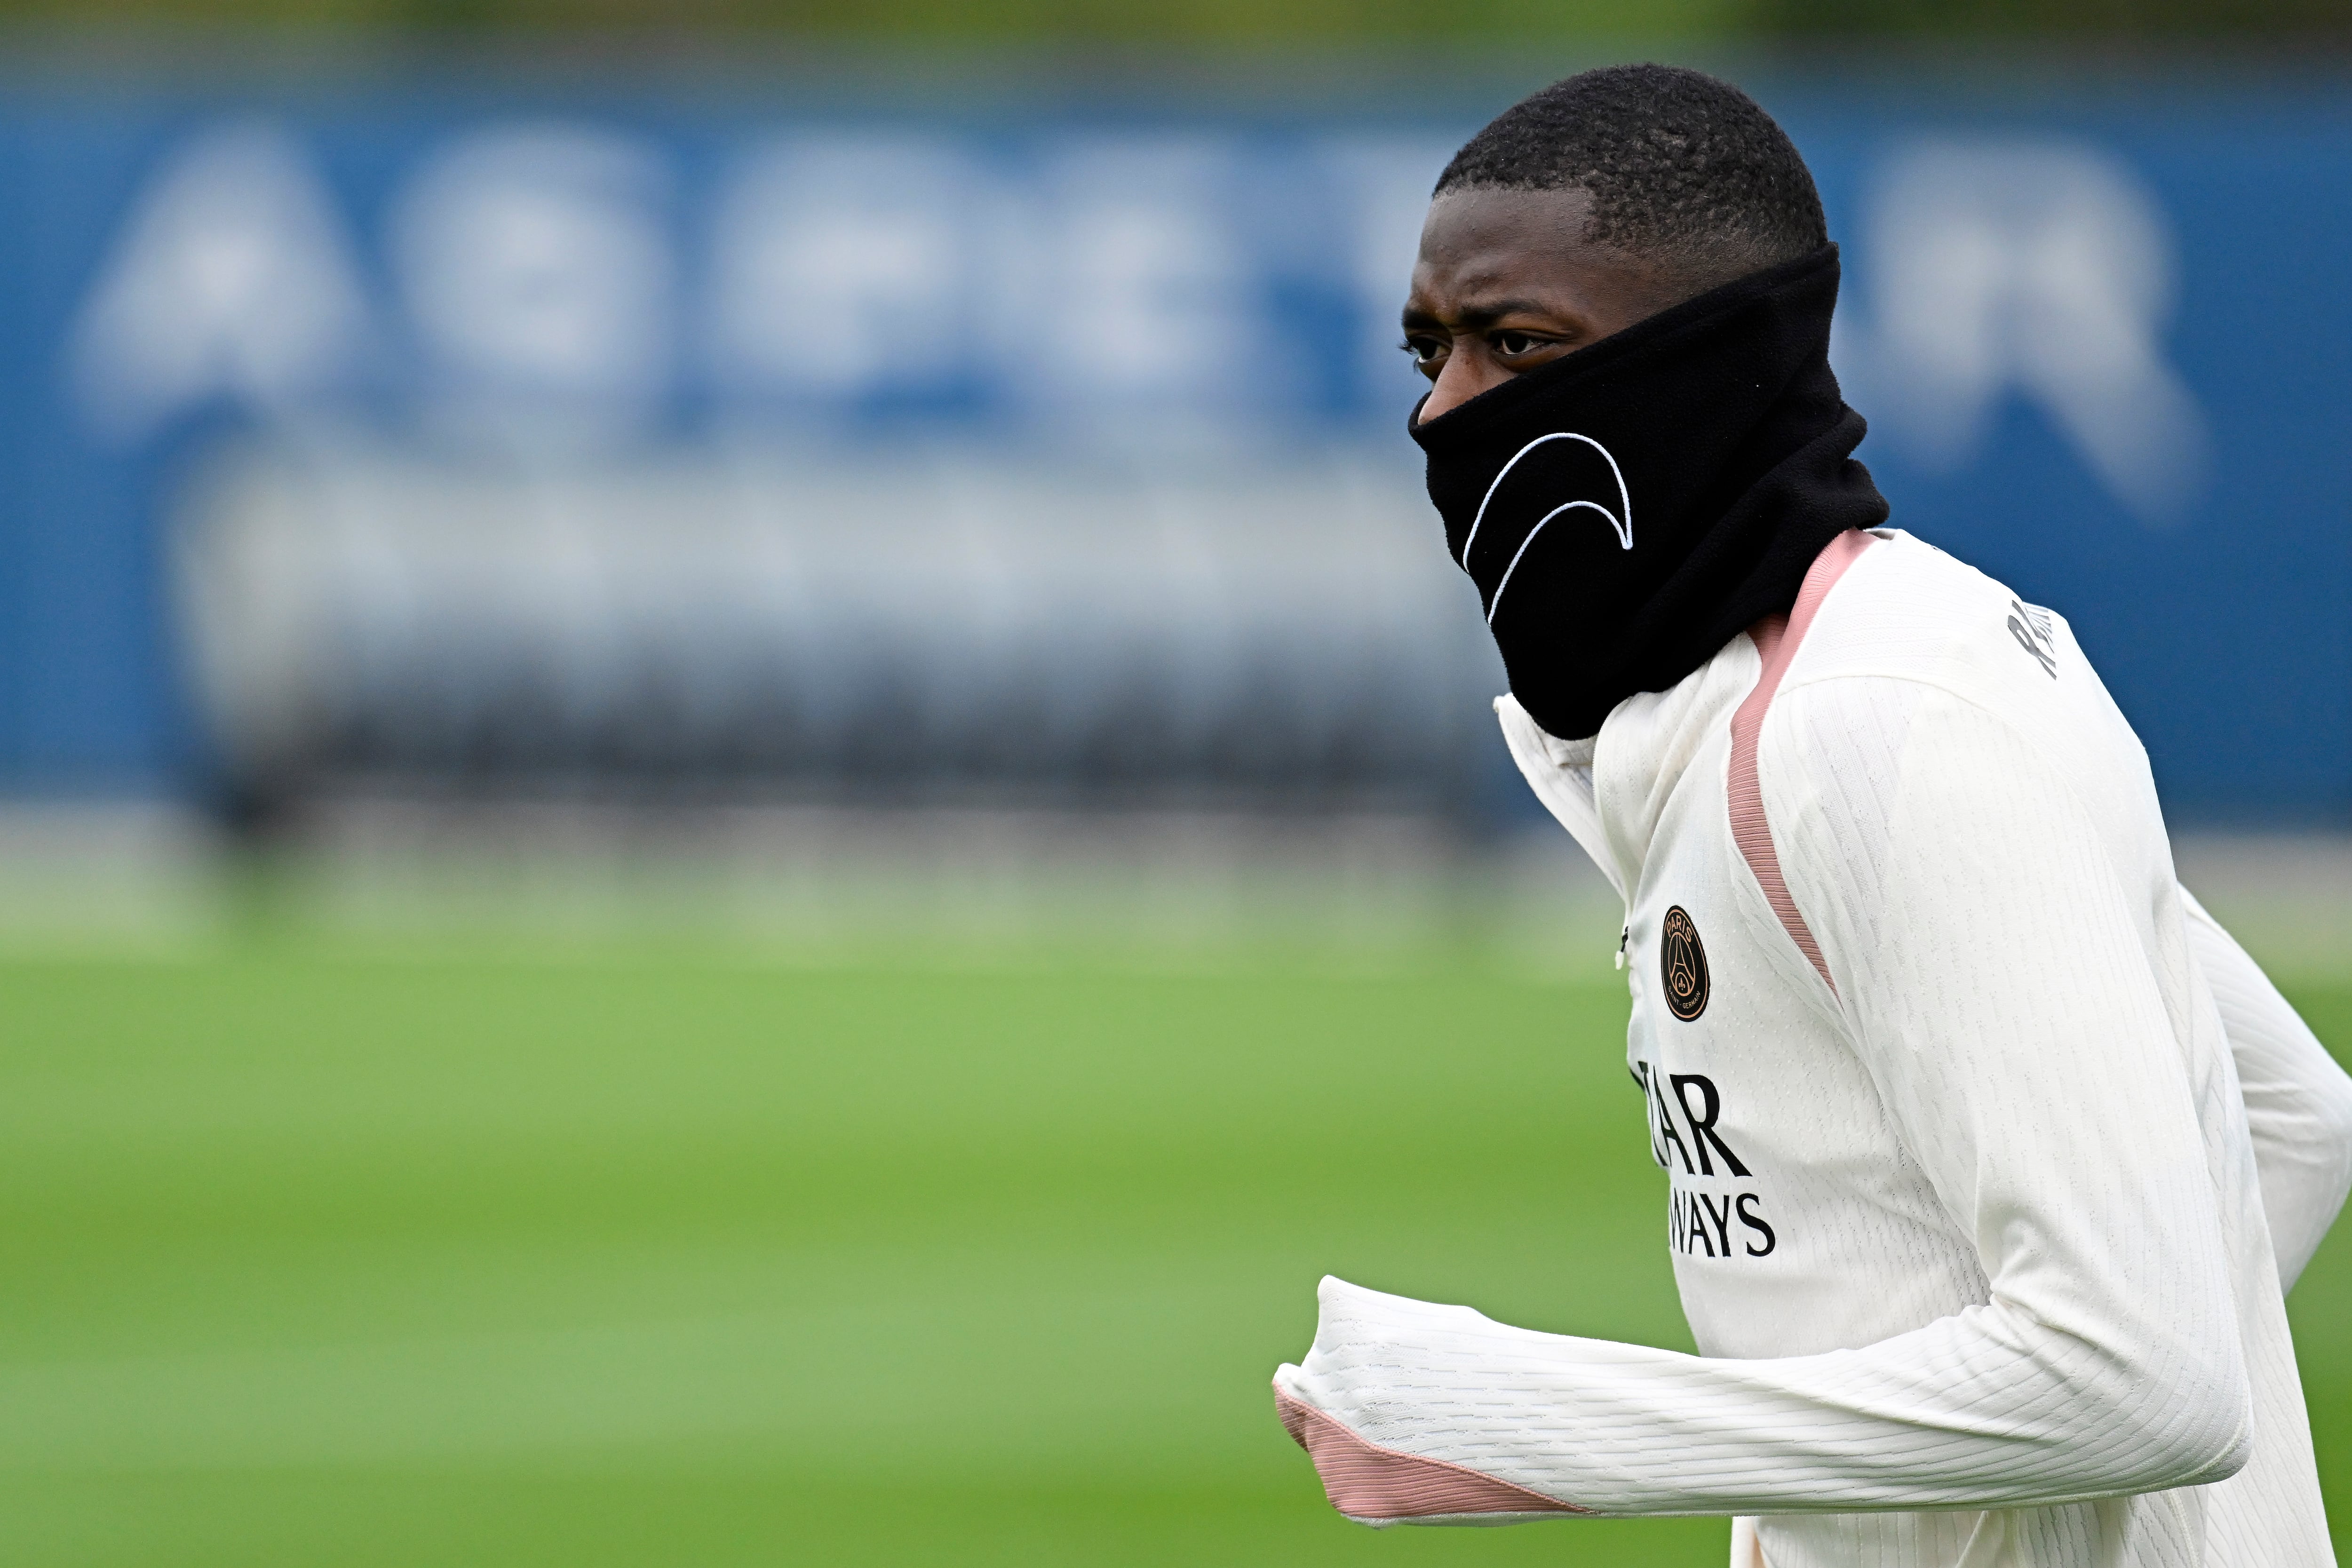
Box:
[1435,64,1828,291]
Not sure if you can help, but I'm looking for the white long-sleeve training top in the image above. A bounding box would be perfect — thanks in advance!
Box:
[1274,528,2352,1567]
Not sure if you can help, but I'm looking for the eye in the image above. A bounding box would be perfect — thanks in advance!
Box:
[1400,334,1446,366]
[1491,329,1549,357]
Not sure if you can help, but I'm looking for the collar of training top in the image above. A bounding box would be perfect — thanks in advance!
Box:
[1408,243,1888,742]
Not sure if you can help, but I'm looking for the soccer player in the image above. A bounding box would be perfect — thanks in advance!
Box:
[1273,65,2352,1567]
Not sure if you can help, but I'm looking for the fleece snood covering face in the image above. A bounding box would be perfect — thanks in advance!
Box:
[1409,244,1888,741]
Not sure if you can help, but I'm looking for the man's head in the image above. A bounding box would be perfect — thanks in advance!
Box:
[1405,65,1828,422]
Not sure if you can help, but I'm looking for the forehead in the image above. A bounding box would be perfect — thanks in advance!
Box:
[1411,185,1598,301]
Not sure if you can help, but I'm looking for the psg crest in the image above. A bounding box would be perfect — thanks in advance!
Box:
[1661,905,1710,1022]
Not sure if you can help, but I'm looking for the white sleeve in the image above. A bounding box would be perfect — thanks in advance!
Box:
[2180,885,2352,1290]
[1273,680,2251,1518]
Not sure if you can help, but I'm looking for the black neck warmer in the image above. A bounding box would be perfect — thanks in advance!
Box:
[1408,244,1887,741]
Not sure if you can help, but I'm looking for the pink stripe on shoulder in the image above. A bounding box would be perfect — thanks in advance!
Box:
[1275,1385,1584,1521]
[1727,529,1878,994]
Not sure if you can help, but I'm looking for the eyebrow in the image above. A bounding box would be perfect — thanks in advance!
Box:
[1400,297,1561,332]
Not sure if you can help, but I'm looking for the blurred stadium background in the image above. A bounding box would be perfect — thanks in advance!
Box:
[0,0,2344,1563]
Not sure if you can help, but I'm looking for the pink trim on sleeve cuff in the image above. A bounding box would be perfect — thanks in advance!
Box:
[1275,1382,1586,1521]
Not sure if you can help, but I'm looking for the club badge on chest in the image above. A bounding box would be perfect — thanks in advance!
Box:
[1662,905,1710,1021]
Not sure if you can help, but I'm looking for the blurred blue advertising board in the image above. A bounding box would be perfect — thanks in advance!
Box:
[0,69,2345,822]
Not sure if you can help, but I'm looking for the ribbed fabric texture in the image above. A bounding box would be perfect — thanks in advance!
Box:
[1278,532,2342,1567]
[1726,527,1877,991]
[2179,886,2352,1290]
[1275,1384,1584,1522]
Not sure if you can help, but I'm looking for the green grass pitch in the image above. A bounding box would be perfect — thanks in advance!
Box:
[0,953,2341,1566]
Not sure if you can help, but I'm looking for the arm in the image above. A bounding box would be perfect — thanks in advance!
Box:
[2181,886,2352,1290]
[1274,681,2250,1520]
